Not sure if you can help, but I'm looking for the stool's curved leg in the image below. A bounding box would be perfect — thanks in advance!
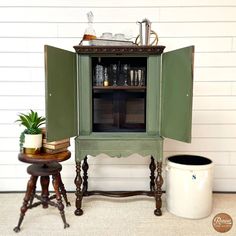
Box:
[40,176,50,208]
[154,161,163,216]
[82,156,89,194]
[13,175,37,232]
[52,174,69,228]
[58,173,71,206]
[74,161,83,216]
[29,176,38,207]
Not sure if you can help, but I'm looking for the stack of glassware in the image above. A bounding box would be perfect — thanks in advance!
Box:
[94,63,145,87]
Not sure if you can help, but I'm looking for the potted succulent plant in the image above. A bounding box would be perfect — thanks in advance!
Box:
[16,110,46,154]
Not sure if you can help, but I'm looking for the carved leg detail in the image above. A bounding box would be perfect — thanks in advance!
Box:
[149,156,156,192]
[154,161,163,216]
[29,176,38,207]
[40,176,50,208]
[13,175,37,232]
[58,173,71,206]
[52,174,69,228]
[74,161,83,216]
[82,156,89,194]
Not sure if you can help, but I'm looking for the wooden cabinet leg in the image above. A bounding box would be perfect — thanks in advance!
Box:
[149,156,156,192]
[82,156,89,194]
[52,174,69,228]
[13,175,37,232]
[58,173,71,207]
[40,176,50,208]
[154,161,163,216]
[74,161,83,216]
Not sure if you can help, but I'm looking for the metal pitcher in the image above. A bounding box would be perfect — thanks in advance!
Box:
[135,18,158,46]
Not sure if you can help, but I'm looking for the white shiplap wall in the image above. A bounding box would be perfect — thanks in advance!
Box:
[0,0,236,192]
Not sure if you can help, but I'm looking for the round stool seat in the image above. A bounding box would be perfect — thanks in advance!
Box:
[27,162,62,176]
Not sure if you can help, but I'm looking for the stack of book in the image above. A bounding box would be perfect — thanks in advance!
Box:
[41,128,70,154]
[42,138,70,154]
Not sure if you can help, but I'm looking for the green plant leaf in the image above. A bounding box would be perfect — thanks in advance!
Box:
[18,115,31,129]
[32,110,37,123]
[16,110,46,134]
[36,116,46,128]
[19,131,25,151]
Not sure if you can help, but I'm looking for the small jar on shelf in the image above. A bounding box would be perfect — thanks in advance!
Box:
[103,67,109,87]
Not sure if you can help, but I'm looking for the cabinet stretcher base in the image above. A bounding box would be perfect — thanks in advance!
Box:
[74,156,163,216]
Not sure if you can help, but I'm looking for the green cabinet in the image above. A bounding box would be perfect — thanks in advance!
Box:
[44,45,194,216]
[44,45,194,161]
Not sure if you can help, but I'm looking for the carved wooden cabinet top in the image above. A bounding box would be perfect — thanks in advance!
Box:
[73,45,166,54]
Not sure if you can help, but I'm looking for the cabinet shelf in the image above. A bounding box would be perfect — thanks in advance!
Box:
[93,86,146,91]
[93,123,145,132]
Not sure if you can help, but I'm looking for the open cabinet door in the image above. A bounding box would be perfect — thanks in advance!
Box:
[44,45,77,141]
[161,46,194,143]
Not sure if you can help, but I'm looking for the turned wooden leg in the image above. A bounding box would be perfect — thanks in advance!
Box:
[82,156,89,194]
[149,156,156,192]
[29,176,38,206]
[40,176,50,208]
[154,161,163,216]
[74,161,83,216]
[58,173,71,206]
[52,174,69,228]
[13,175,37,233]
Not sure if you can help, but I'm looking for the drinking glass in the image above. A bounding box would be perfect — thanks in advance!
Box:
[130,70,134,86]
[122,64,129,86]
[138,69,142,86]
[95,64,104,86]
[111,64,118,86]
[134,70,138,86]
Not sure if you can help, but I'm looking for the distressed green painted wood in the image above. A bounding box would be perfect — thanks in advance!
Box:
[44,45,77,141]
[147,55,161,135]
[78,132,161,139]
[161,46,194,143]
[75,135,163,161]
[44,46,194,163]
[78,55,92,135]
